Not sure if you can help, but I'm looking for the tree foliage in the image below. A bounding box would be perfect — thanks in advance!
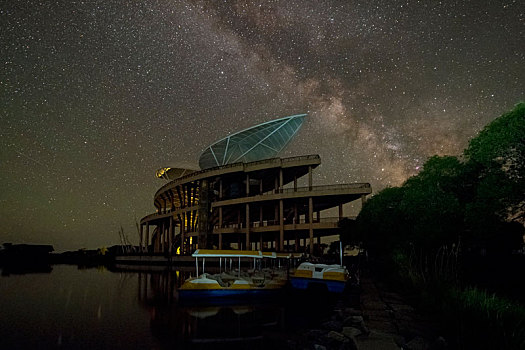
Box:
[465,102,525,176]
[355,186,406,255]
[353,103,525,259]
[465,102,525,224]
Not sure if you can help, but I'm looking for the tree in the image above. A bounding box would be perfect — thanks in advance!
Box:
[354,103,525,262]
[401,156,464,249]
[464,102,525,224]
[355,186,408,256]
[462,103,525,252]
[354,156,466,257]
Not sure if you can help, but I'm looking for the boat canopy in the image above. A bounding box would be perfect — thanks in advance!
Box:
[192,249,263,258]
[262,252,292,259]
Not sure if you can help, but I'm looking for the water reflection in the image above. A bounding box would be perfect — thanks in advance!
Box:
[135,267,288,348]
[0,265,346,349]
[1,263,53,275]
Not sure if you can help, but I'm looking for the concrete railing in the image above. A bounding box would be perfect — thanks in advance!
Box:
[214,216,356,229]
[154,154,322,200]
[282,154,320,163]
[281,183,371,194]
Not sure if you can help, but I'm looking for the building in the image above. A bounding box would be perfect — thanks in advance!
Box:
[139,115,371,255]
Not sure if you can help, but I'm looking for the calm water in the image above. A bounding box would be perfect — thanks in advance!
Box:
[0,264,342,349]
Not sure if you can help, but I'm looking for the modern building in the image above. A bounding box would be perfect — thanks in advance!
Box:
[139,115,371,256]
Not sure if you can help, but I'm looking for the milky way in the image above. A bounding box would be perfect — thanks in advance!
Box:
[1,1,523,250]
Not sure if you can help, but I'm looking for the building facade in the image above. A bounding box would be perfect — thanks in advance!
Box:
[139,115,371,255]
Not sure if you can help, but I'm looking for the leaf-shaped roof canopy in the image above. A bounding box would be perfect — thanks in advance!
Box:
[199,114,306,169]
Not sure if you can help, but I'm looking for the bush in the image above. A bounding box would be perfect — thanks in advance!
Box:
[450,287,525,349]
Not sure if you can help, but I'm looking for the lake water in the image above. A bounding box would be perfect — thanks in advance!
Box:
[0,264,343,349]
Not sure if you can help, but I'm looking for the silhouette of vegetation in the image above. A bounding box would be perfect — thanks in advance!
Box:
[349,103,525,349]
[355,102,524,260]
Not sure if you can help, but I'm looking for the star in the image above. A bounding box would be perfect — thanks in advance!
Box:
[0,0,522,250]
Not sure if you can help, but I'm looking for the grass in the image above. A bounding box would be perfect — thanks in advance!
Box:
[387,246,525,349]
[450,287,525,349]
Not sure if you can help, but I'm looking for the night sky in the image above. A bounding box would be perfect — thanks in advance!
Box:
[1,1,523,251]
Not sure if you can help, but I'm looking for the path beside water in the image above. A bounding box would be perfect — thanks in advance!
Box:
[287,274,447,350]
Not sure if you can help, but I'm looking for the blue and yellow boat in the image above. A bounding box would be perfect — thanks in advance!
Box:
[178,250,287,301]
[290,262,349,293]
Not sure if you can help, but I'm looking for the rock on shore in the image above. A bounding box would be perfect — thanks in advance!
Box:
[287,277,448,350]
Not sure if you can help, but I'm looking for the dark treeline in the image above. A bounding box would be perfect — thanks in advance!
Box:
[343,103,525,349]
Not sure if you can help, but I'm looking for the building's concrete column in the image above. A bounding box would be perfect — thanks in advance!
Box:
[259,234,263,251]
[259,179,263,194]
[145,223,150,253]
[259,205,263,225]
[219,207,223,228]
[339,204,343,220]
[309,197,314,255]
[308,166,313,190]
[279,168,283,193]
[219,233,223,250]
[165,221,169,251]
[237,209,241,228]
[169,216,173,254]
[140,224,144,252]
[161,221,166,252]
[361,194,367,207]
[154,229,157,253]
[294,176,297,191]
[294,202,299,251]
[161,223,165,252]
[161,221,165,252]
[193,210,197,232]
[187,185,191,207]
[219,180,223,199]
[316,210,320,222]
[181,213,186,255]
[159,222,163,253]
[279,199,284,251]
[187,211,191,234]
[246,203,250,249]
[245,174,251,248]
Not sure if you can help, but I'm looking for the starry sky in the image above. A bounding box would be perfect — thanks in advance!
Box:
[1,1,523,251]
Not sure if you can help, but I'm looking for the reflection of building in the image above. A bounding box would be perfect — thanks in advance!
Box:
[138,115,371,255]
[137,270,285,346]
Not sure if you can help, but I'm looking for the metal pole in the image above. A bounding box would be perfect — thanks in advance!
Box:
[238,257,241,278]
[340,241,343,267]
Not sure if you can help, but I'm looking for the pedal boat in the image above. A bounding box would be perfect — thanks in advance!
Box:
[178,250,287,300]
[290,262,349,293]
